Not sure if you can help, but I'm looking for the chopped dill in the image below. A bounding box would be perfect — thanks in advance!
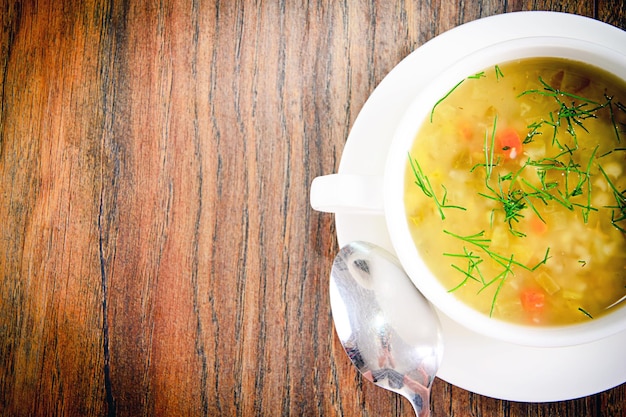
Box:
[578,307,593,319]
[495,65,504,80]
[467,71,486,80]
[605,94,622,143]
[430,79,464,122]
[598,164,626,233]
[519,76,601,105]
[486,115,497,181]
[471,115,499,179]
[479,180,528,237]
[444,247,484,291]
[479,256,513,317]
[524,121,542,144]
[518,77,618,150]
[444,230,550,272]
[431,71,499,121]
[480,143,601,226]
[599,147,626,158]
[580,145,599,222]
[443,229,551,316]
[408,154,466,220]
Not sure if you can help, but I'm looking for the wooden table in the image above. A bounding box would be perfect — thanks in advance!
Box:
[1,1,625,416]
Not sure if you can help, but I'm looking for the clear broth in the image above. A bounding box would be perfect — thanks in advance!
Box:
[405,58,626,326]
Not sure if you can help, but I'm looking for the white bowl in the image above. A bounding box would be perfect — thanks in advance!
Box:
[385,36,626,348]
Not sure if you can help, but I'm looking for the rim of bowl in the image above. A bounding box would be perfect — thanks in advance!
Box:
[385,35,626,348]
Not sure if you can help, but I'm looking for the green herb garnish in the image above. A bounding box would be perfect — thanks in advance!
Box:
[524,121,542,144]
[578,307,593,319]
[479,178,528,237]
[430,79,464,122]
[444,247,484,291]
[431,71,500,121]
[472,115,499,179]
[408,154,466,220]
[467,71,486,80]
[598,164,626,232]
[600,147,626,158]
[443,229,551,316]
[518,77,615,150]
[495,65,504,80]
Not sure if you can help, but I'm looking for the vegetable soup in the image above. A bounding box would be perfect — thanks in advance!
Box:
[404,58,626,326]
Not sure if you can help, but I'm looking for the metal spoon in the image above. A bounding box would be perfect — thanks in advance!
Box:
[330,241,443,417]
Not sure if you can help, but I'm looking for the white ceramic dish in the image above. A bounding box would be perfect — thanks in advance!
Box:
[384,35,626,348]
[334,11,626,402]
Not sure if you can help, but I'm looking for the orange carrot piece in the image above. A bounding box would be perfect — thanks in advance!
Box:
[529,215,548,234]
[497,128,523,160]
[458,121,473,141]
[520,288,545,313]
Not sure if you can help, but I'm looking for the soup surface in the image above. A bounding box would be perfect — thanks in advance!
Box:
[405,58,626,326]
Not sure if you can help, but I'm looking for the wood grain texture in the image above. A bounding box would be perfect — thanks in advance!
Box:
[0,0,625,416]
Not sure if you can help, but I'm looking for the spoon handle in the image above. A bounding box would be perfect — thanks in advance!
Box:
[411,392,430,417]
[402,375,431,417]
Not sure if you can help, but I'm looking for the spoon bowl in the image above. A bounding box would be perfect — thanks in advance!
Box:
[330,241,443,417]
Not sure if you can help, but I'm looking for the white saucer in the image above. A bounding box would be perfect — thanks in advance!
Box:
[335,11,626,402]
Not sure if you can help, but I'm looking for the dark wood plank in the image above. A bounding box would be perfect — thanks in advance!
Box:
[0,1,109,415]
